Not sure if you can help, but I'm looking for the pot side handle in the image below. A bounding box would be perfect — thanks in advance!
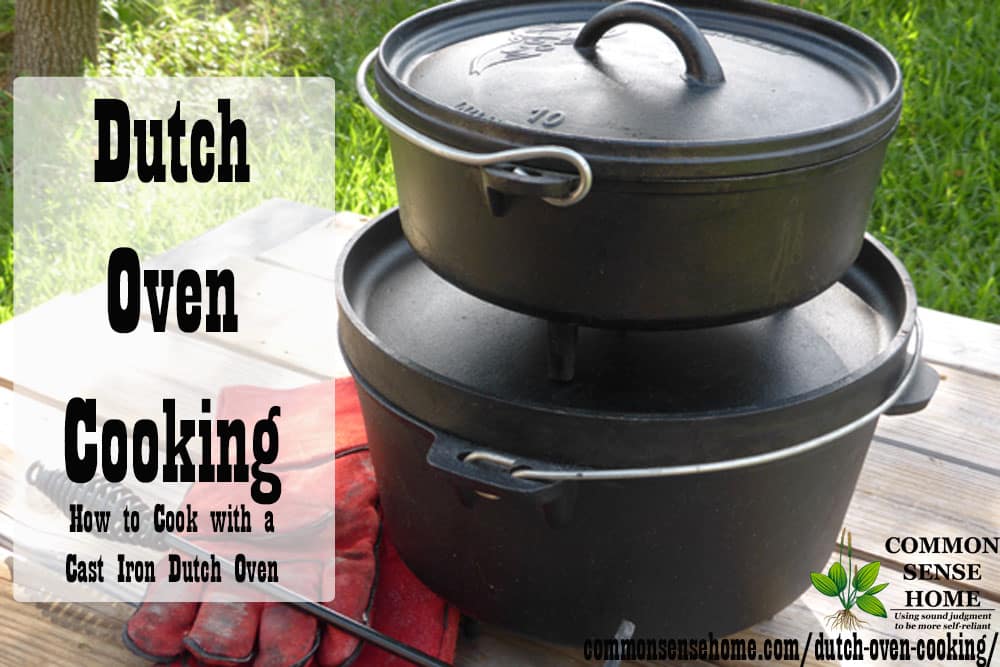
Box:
[426,433,577,527]
[884,360,939,416]
[574,0,725,87]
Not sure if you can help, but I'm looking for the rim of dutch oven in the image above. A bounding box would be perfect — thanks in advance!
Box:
[335,209,918,427]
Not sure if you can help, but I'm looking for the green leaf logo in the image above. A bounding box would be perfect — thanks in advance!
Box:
[815,529,890,631]
[854,561,880,591]
[811,572,840,597]
[865,582,889,595]
[856,594,888,618]
[828,562,848,593]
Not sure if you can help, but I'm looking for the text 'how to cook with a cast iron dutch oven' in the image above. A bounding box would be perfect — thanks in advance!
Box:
[357,0,903,327]
[336,209,938,644]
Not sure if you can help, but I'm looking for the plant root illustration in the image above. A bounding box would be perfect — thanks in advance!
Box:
[825,608,868,632]
[811,529,889,631]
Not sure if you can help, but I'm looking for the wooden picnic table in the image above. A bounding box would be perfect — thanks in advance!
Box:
[0,199,997,666]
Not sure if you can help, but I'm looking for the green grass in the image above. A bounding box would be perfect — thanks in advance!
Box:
[790,0,999,321]
[0,0,997,321]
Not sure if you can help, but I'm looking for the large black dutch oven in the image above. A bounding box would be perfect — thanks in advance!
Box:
[337,209,938,643]
[357,0,903,328]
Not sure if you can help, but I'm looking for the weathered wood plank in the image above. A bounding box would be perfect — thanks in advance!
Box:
[0,575,141,667]
[193,256,343,377]
[919,307,1000,379]
[148,198,333,272]
[0,291,317,425]
[258,211,368,282]
[846,442,1000,600]
[0,559,135,624]
[137,256,342,379]
[875,364,1000,473]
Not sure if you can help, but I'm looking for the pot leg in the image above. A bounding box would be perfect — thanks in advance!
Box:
[603,619,636,667]
[460,616,480,640]
[547,321,578,382]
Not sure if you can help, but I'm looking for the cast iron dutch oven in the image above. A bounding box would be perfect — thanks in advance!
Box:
[357,0,903,328]
[337,209,938,643]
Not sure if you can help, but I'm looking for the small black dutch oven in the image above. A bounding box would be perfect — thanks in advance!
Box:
[357,0,903,328]
[337,209,938,643]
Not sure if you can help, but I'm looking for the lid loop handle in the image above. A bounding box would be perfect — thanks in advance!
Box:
[574,0,725,87]
[356,50,593,207]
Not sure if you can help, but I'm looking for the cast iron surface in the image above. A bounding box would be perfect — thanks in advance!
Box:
[385,134,891,326]
[376,0,901,177]
[337,208,917,469]
[338,206,932,644]
[363,0,903,326]
[353,372,879,643]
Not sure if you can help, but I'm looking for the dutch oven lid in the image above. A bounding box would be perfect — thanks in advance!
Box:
[376,0,902,177]
[338,210,918,469]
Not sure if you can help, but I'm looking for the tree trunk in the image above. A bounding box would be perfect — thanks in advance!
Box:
[12,0,99,77]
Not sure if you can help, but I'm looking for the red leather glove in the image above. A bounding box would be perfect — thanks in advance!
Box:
[123,379,460,667]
